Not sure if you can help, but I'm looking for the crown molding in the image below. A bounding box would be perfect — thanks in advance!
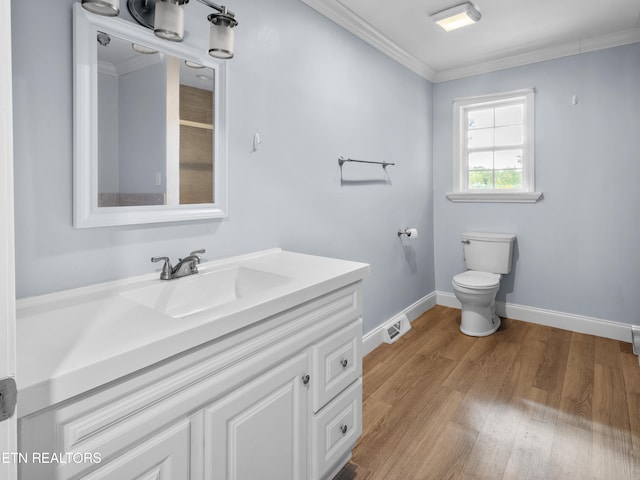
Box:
[298,0,437,82]
[434,27,640,83]
[299,0,640,84]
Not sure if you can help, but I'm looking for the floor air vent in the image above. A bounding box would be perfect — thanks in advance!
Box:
[382,314,411,344]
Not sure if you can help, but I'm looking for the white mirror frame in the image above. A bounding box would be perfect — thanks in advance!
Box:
[73,3,229,228]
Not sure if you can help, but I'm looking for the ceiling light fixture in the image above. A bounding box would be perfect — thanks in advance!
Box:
[430,2,481,32]
[185,60,205,68]
[96,31,111,46]
[132,43,159,54]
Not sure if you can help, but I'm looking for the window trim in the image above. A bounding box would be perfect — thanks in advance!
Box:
[447,88,542,203]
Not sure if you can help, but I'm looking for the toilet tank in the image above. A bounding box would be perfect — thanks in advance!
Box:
[462,232,516,274]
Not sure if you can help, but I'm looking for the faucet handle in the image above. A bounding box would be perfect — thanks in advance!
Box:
[151,256,173,280]
[189,249,206,262]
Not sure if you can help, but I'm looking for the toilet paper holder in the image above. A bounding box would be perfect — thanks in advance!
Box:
[398,228,418,238]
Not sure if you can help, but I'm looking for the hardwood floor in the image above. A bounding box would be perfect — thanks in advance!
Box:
[336,305,640,480]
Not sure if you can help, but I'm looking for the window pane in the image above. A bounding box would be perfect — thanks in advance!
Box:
[454,90,534,196]
[469,170,493,189]
[468,152,493,170]
[495,125,523,146]
[494,149,522,169]
[495,169,522,189]
[495,104,523,126]
[468,108,493,129]
[468,128,494,148]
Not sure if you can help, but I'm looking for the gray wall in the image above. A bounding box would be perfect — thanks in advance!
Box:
[433,43,640,325]
[11,0,434,335]
[14,0,636,334]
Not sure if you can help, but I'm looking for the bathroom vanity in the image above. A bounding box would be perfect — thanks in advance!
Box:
[16,249,369,480]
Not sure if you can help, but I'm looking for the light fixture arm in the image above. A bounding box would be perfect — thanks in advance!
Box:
[127,0,190,31]
[195,0,235,18]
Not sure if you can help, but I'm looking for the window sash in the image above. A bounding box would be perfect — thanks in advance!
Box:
[452,89,535,195]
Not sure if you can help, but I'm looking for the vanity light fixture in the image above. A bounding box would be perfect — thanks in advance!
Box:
[83,0,238,58]
[124,0,188,41]
[153,0,187,41]
[430,2,481,32]
[205,2,238,59]
[82,0,120,17]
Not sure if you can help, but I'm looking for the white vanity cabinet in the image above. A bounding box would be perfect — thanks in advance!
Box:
[18,280,364,480]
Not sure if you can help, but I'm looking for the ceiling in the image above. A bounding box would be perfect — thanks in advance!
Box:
[97,32,214,90]
[300,0,640,82]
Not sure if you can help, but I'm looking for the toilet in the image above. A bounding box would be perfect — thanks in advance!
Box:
[452,232,516,337]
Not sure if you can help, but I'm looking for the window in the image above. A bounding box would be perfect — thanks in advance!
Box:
[447,89,541,203]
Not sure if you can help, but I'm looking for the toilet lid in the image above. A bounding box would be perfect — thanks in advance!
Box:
[453,271,500,289]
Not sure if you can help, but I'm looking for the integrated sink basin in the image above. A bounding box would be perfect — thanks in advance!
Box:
[17,248,371,418]
[120,266,292,318]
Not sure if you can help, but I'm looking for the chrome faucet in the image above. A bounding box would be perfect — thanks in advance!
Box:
[151,249,206,280]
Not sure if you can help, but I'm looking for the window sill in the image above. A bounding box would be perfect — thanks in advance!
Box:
[446,191,543,203]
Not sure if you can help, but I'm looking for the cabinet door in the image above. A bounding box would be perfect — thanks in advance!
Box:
[204,352,310,480]
[80,420,190,480]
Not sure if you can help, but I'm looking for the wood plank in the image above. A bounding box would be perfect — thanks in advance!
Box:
[620,346,640,455]
[557,331,595,431]
[591,363,636,479]
[532,327,571,393]
[501,387,556,480]
[459,343,524,478]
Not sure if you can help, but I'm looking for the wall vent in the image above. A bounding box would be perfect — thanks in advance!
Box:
[382,314,411,344]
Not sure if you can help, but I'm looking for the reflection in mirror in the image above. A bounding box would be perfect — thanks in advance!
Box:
[96,32,215,208]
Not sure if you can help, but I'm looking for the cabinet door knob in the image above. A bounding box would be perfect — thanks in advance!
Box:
[341,359,348,368]
[340,424,348,435]
[302,374,310,385]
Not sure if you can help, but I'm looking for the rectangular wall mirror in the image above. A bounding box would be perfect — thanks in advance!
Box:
[73,4,228,228]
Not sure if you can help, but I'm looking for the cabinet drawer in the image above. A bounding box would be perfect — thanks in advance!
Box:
[312,319,362,412]
[310,379,362,480]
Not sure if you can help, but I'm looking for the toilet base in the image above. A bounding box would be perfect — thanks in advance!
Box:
[452,281,501,337]
[460,313,501,337]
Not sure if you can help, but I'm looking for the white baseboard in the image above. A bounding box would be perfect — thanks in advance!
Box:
[363,291,633,358]
[362,292,437,356]
[436,291,632,343]
[436,291,461,310]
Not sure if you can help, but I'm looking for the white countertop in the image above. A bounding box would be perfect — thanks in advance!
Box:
[16,249,369,417]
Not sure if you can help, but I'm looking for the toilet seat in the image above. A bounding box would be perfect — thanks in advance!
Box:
[453,271,500,290]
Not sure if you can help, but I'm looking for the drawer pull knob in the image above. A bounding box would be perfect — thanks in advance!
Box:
[302,374,310,385]
[341,359,348,368]
[340,424,348,435]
